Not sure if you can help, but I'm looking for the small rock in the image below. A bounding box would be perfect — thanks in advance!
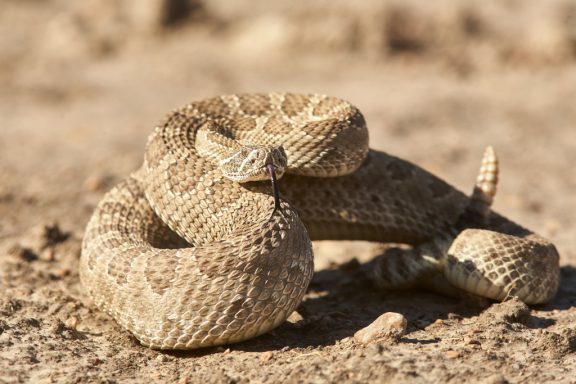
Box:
[354,312,407,344]
[155,354,169,363]
[64,316,78,329]
[40,248,56,261]
[219,347,231,355]
[444,350,461,359]
[286,311,304,324]
[55,268,71,278]
[260,351,274,362]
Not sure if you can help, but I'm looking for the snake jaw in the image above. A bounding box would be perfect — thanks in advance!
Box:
[267,163,283,220]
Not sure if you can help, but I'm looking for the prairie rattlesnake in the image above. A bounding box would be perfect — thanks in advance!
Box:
[80,93,559,349]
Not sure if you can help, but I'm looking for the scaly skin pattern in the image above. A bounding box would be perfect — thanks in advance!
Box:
[80,93,560,350]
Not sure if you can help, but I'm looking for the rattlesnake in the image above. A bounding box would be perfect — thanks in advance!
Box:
[80,93,560,350]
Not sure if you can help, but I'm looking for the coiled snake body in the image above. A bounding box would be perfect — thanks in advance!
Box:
[80,93,560,350]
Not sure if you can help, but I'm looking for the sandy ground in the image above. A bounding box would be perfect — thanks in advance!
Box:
[1,1,576,383]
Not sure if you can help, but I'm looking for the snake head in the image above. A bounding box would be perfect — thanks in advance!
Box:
[219,145,287,183]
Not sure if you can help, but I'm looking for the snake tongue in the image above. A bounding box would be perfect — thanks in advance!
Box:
[267,163,282,219]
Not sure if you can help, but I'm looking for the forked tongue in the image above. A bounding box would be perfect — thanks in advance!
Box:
[267,163,282,219]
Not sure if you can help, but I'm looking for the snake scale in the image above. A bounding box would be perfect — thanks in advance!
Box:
[80,93,560,350]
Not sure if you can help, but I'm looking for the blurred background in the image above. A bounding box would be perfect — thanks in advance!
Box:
[1,0,575,261]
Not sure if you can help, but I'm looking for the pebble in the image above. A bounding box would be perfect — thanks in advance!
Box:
[286,311,304,324]
[214,347,231,354]
[155,354,169,363]
[40,248,56,261]
[64,316,78,329]
[444,350,461,359]
[260,351,274,362]
[354,312,407,344]
[56,268,71,278]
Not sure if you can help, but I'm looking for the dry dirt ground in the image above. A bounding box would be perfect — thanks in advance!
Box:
[1,1,576,383]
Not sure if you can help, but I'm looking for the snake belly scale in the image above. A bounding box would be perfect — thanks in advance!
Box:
[80,93,560,350]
